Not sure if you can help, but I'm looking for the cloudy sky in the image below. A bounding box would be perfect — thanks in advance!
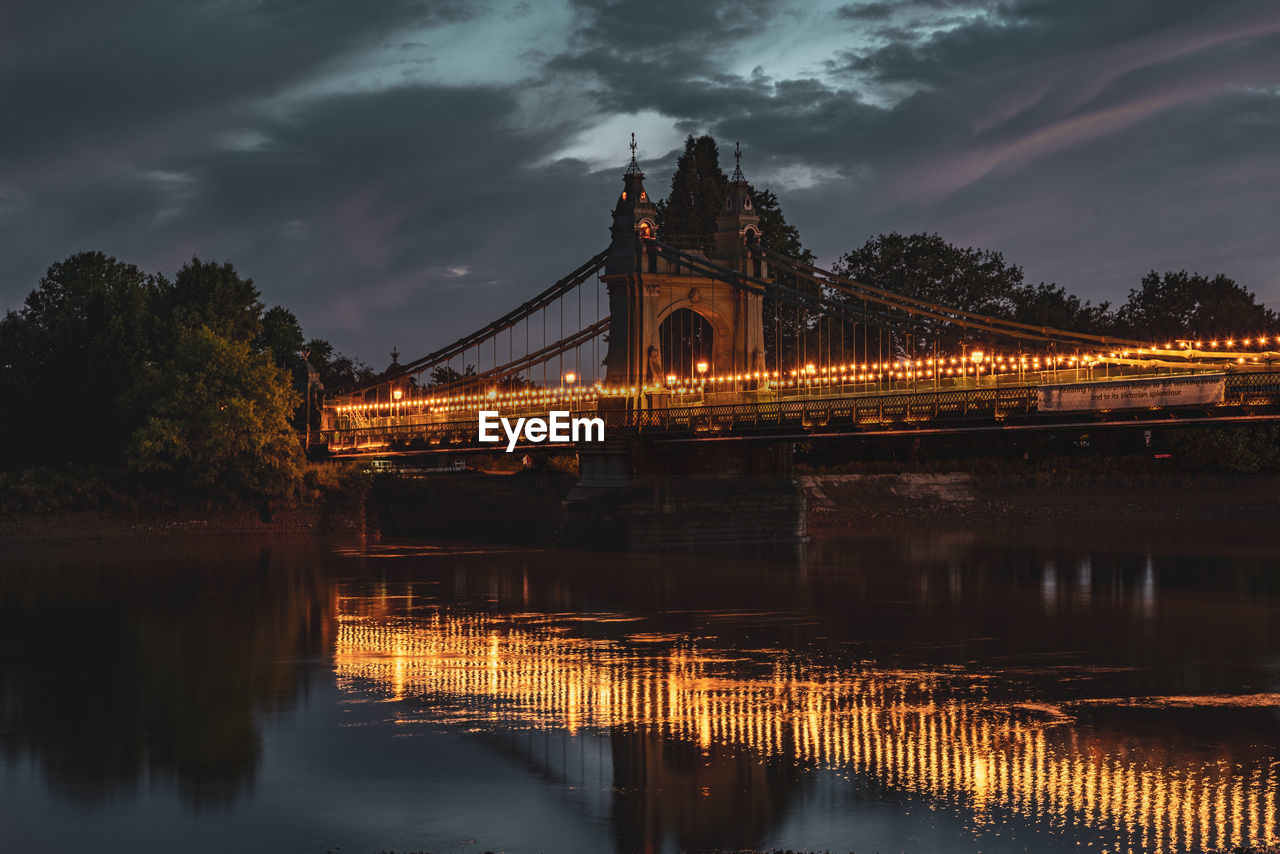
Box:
[3,0,1279,363]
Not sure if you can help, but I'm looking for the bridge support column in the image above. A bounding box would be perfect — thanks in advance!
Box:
[562,438,806,550]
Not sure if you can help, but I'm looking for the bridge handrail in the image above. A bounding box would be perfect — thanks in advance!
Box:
[319,370,1280,453]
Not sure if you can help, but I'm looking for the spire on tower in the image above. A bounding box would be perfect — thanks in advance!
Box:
[625,132,642,176]
[731,140,745,183]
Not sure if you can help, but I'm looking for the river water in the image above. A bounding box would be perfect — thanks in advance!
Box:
[1,530,1278,853]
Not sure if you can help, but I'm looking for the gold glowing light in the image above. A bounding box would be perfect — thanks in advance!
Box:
[335,609,1280,854]
[696,361,709,375]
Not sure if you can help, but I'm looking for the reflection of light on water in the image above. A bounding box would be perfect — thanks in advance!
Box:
[1077,557,1092,597]
[334,611,1280,853]
[1141,555,1157,620]
[1042,561,1057,608]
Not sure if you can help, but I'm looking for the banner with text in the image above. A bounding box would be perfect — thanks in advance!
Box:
[1037,374,1226,412]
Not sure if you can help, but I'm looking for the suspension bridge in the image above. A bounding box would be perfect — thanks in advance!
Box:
[316,142,1280,461]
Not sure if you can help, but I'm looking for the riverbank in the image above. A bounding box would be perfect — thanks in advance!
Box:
[0,503,360,542]
[5,469,1280,549]
[804,472,1280,552]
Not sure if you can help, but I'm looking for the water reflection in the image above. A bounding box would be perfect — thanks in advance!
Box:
[2,532,1279,853]
[0,541,331,806]
[335,606,1280,853]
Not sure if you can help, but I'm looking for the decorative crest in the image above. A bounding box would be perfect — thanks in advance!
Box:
[731,140,745,182]
[390,347,400,364]
[625,132,642,175]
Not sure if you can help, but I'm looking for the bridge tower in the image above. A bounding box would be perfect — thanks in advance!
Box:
[602,138,768,388]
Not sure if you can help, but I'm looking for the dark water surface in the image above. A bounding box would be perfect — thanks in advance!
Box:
[2,529,1279,853]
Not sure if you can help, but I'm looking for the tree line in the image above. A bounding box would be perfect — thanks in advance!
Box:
[0,253,372,508]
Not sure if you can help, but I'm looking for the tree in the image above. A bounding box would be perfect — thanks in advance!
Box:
[258,306,305,369]
[428,364,476,387]
[834,233,1023,317]
[655,135,728,242]
[1009,283,1112,334]
[156,258,264,348]
[831,233,1026,357]
[127,326,302,504]
[303,338,374,389]
[1115,271,1277,341]
[0,252,159,465]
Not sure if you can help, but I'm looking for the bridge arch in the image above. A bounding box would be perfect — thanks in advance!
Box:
[657,304,727,378]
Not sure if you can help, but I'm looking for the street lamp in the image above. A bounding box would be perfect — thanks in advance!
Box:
[696,361,709,378]
[564,372,576,385]
[971,350,984,385]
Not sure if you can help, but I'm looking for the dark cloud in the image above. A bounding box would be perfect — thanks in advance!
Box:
[3,0,1280,363]
[834,0,959,23]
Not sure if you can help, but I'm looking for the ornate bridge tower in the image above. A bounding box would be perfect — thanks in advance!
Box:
[602,139,768,387]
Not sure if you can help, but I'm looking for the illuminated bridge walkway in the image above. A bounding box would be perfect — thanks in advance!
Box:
[317,150,1280,458]
[335,607,1280,854]
[320,367,1280,457]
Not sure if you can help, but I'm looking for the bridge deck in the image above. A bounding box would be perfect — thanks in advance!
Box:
[317,369,1280,456]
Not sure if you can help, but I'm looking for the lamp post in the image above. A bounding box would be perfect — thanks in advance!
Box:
[971,350,984,387]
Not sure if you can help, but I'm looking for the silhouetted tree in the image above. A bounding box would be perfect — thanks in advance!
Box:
[428,364,477,387]
[834,233,1023,316]
[1115,270,1277,341]
[831,232,1027,356]
[1,250,313,506]
[655,135,728,242]
[156,257,264,348]
[1009,282,1112,334]
[258,306,305,369]
[302,337,374,389]
[0,251,159,465]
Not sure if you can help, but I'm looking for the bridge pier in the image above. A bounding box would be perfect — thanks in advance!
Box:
[562,438,806,550]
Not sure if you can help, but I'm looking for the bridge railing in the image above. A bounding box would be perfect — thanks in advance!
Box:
[315,370,1280,455]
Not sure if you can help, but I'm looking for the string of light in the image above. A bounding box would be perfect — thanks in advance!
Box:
[329,339,1280,418]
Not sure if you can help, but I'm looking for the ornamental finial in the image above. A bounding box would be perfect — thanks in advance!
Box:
[731,141,745,182]
[625,133,642,175]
